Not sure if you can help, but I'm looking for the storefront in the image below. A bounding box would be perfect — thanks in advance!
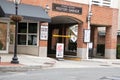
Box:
[0,0,118,59]
[0,0,50,56]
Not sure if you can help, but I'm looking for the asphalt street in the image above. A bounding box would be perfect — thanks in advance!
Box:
[0,68,120,80]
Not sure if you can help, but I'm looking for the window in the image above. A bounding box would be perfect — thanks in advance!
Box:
[18,35,26,45]
[17,22,38,46]
[28,23,37,33]
[18,23,27,33]
[28,23,37,45]
[10,22,15,44]
[102,0,111,7]
[92,0,112,7]
[28,35,37,45]
[92,0,100,6]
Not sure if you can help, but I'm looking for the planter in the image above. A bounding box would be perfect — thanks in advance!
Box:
[10,15,23,22]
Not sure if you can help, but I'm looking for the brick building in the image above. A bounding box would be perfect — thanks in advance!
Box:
[0,0,119,59]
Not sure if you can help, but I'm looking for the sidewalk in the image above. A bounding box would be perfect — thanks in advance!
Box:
[0,54,120,72]
[53,59,120,68]
[0,54,56,71]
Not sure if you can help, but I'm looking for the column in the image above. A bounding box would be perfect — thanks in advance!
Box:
[77,23,87,59]
[39,23,48,57]
[105,26,117,59]
[105,9,118,59]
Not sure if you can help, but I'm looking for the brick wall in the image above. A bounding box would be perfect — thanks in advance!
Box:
[21,0,117,26]
[21,0,118,49]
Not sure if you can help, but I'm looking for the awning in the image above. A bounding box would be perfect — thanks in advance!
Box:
[0,6,4,17]
[0,0,51,22]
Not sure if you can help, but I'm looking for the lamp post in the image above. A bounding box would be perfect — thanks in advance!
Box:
[86,0,92,59]
[11,0,21,64]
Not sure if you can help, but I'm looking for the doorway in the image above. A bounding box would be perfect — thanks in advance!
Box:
[47,16,83,58]
[47,24,78,58]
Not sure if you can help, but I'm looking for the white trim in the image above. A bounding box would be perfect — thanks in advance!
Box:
[110,0,113,7]
[26,22,29,45]
[37,22,39,47]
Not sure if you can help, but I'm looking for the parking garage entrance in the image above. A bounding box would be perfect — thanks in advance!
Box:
[47,16,81,58]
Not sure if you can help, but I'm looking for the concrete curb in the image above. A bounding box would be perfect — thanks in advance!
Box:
[0,61,56,72]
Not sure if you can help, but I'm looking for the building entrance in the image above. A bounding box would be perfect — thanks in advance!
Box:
[48,24,78,58]
[47,16,82,58]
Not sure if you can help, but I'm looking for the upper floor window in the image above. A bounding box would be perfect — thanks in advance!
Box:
[92,0,112,7]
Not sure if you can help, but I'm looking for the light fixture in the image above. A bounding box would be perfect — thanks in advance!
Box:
[13,0,21,4]
[45,5,50,13]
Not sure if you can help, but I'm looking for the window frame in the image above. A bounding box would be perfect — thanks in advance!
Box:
[92,0,112,7]
[10,22,39,46]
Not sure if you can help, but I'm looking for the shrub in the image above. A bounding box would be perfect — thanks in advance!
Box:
[117,44,120,59]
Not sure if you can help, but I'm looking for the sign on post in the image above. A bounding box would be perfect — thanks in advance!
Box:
[83,29,91,42]
[40,26,48,40]
[88,42,93,49]
[56,43,64,59]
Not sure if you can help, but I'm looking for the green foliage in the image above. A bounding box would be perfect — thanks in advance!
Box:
[117,44,120,59]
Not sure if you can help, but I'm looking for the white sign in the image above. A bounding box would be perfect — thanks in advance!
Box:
[70,25,78,36]
[40,26,48,40]
[88,42,93,49]
[70,35,77,42]
[56,43,64,58]
[84,29,91,42]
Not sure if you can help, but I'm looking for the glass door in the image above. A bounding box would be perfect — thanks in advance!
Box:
[0,21,9,53]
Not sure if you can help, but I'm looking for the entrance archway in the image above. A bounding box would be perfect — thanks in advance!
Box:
[47,16,82,58]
